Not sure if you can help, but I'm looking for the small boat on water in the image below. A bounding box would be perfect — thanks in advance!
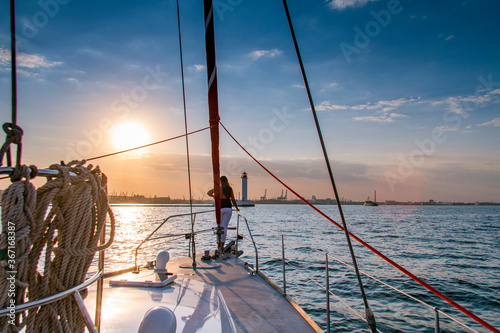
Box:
[364,191,379,206]
[1,1,498,332]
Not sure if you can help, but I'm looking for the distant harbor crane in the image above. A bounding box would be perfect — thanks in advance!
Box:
[260,189,267,201]
[277,189,288,201]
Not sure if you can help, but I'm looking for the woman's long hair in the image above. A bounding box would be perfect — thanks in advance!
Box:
[220,176,231,198]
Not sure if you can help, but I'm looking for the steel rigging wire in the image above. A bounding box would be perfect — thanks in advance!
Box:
[281,1,377,331]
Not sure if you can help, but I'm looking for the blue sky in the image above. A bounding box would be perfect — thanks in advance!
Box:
[0,0,499,202]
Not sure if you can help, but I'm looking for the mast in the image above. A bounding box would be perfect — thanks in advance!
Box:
[203,0,221,228]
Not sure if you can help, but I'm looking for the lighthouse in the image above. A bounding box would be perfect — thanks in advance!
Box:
[242,172,248,201]
[237,172,255,207]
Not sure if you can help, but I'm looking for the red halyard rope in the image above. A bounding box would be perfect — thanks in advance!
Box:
[220,121,499,333]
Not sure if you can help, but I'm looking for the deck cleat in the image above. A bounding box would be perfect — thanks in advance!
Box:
[154,250,172,281]
[201,250,212,261]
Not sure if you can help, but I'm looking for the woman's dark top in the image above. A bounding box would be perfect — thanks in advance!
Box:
[221,198,232,208]
[220,185,232,208]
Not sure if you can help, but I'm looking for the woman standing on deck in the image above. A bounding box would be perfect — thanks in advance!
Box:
[207,176,239,251]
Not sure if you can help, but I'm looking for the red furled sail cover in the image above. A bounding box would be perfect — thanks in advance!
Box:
[203,0,221,226]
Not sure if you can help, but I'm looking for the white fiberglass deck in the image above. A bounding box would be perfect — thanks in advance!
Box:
[168,254,322,333]
[85,253,322,333]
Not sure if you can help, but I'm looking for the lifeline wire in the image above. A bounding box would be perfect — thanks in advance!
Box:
[175,0,196,267]
[258,224,479,332]
[219,121,499,333]
[281,1,376,331]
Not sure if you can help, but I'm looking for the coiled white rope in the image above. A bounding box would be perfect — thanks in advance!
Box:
[0,166,36,332]
[0,161,115,333]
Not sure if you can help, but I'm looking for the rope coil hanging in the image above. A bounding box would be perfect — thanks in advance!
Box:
[0,161,115,333]
[1,2,114,332]
[25,161,115,333]
[0,166,36,332]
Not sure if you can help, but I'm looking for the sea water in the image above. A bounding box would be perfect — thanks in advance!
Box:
[100,204,500,332]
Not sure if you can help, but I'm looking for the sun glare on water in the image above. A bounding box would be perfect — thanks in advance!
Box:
[111,122,150,151]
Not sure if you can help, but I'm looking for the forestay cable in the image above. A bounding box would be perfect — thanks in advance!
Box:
[281,1,376,331]
[175,0,196,267]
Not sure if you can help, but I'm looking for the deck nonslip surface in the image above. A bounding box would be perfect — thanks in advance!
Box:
[167,254,322,333]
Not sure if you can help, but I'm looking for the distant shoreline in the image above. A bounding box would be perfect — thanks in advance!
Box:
[108,196,500,206]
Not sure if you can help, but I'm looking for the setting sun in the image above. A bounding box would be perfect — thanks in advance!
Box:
[111,122,150,151]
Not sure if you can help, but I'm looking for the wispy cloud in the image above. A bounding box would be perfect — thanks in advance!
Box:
[354,113,407,122]
[0,47,14,69]
[433,89,500,115]
[75,48,104,58]
[493,89,500,95]
[445,35,455,41]
[326,0,379,10]
[318,89,500,125]
[327,82,340,89]
[316,97,418,122]
[320,82,341,92]
[319,97,419,112]
[0,47,62,75]
[191,64,206,71]
[478,117,500,127]
[17,53,62,69]
[435,125,460,132]
[249,48,282,60]
[353,98,420,112]
[316,101,349,111]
